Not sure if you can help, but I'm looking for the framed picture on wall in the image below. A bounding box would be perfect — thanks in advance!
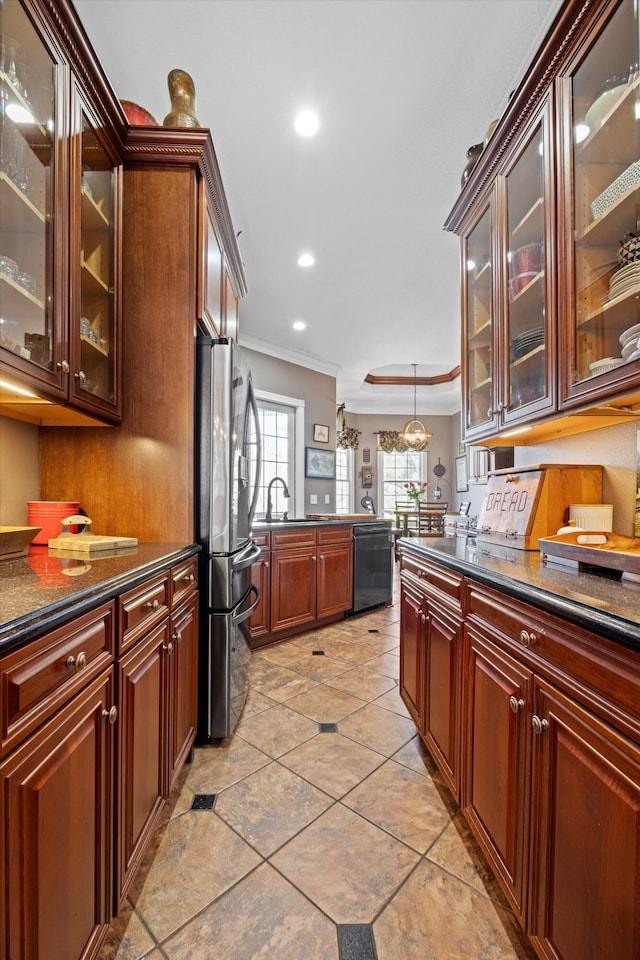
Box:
[313,423,329,443]
[305,447,336,479]
[455,455,469,492]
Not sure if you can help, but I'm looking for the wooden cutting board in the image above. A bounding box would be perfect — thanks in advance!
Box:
[539,530,640,574]
[47,514,138,553]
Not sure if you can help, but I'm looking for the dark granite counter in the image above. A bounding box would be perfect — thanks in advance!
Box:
[398,536,640,654]
[252,517,386,531]
[0,542,200,655]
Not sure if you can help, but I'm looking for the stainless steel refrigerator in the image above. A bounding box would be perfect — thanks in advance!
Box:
[195,337,261,741]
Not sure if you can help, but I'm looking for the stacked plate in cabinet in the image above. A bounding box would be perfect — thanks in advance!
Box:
[608,261,640,300]
[510,326,544,362]
[619,323,640,364]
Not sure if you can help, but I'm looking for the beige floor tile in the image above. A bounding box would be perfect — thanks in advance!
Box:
[391,735,435,778]
[279,732,386,798]
[236,702,319,757]
[427,812,508,903]
[215,761,333,855]
[342,759,451,853]
[183,737,270,794]
[326,665,397,701]
[362,651,400,679]
[373,685,413,719]
[162,863,339,960]
[374,859,537,959]
[284,683,367,722]
[305,635,381,665]
[339,702,417,757]
[253,642,308,667]
[248,657,320,701]
[271,803,419,924]
[351,631,401,655]
[130,811,261,943]
[97,903,155,960]
[241,686,278,719]
[286,651,353,681]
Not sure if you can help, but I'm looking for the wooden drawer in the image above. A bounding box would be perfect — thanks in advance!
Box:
[401,553,464,612]
[171,557,198,609]
[466,581,640,736]
[252,532,270,549]
[0,602,115,758]
[271,528,317,550]
[119,574,170,654]
[317,524,352,545]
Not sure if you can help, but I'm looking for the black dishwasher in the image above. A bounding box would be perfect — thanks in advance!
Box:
[351,522,393,613]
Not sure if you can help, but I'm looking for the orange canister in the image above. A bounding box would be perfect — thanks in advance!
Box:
[27,501,80,544]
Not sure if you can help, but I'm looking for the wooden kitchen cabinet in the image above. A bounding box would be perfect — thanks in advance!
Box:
[399,578,425,731]
[0,668,115,960]
[250,524,353,647]
[249,532,271,644]
[446,0,640,445]
[0,0,122,423]
[116,564,198,904]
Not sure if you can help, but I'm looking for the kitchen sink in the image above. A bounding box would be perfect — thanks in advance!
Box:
[253,517,327,525]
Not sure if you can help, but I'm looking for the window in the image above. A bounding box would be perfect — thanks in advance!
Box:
[379,450,426,518]
[335,447,353,514]
[250,391,305,519]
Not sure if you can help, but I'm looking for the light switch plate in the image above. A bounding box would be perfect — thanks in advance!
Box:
[324,494,330,504]
[310,494,318,504]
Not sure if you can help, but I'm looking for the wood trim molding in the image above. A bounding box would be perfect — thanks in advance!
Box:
[364,367,461,387]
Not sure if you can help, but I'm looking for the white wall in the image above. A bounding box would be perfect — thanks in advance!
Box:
[0,417,40,525]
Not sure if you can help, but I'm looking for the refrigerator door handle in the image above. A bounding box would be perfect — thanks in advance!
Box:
[247,380,262,527]
[232,584,260,625]
[232,540,262,571]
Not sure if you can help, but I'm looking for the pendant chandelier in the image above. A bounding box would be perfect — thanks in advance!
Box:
[402,364,431,451]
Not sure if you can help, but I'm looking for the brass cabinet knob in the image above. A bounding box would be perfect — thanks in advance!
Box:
[145,599,160,611]
[182,573,195,583]
[56,359,70,373]
[66,651,87,672]
[173,631,182,644]
[519,629,536,646]
[509,696,525,713]
[531,715,548,734]
[74,369,88,383]
[163,641,174,653]
[102,705,117,724]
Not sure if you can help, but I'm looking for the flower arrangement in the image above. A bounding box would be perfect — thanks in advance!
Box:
[405,481,428,504]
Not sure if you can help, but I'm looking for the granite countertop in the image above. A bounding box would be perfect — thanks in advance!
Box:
[252,516,387,530]
[0,542,200,655]
[399,536,640,654]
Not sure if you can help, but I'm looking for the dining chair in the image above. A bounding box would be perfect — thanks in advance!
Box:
[417,501,448,535]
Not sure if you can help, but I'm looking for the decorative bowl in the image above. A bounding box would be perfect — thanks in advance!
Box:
[584,82,627,132]
[0,526,42,560]
[120,100,158,126]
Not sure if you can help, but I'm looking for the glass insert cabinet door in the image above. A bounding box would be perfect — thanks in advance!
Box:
[464,205,494,437]
[71,93,117,408]
[0,0,57,380]
[503,114,552,422]
[567,0,640,398]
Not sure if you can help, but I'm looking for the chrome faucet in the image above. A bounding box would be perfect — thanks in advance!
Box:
[265,476,290,522]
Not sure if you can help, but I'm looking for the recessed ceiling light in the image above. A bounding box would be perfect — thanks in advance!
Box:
[297,253,315,268]
[294,110,319,137]
[292,320,306,331]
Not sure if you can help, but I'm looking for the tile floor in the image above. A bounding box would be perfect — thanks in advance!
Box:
[99,572,537,960]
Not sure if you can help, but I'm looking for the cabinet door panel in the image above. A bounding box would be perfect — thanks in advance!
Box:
[270,548,316,632]
[424,602,461,799]
[116,621,168,904]
[464,626,532,922]
[399,579,424,730]
[0,669,113,960]
[529,680,640,960]
[316,542,352,618]
[249,549,271,645]
[168,597,198,792]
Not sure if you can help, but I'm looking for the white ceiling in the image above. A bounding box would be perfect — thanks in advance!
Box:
[74,0,563,417]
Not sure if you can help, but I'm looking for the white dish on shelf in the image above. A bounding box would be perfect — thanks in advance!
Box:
[624,348,640,363]
[588,357,625,374]
[584,82,628,131]
[619,322,640,345]
[621,337,639,358]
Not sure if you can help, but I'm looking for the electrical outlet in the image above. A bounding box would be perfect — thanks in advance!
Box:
[310,494,318,504]
[324,494,330,504]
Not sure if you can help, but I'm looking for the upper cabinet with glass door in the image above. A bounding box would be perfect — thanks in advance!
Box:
[463,204,496,439]
[70,83,121,417]
[0,0,61,393]
[500,104,555,428]
[0,0,122,422]
[561,0,640,406]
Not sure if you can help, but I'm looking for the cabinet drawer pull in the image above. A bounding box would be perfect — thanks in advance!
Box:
[145,599,160,611]
[182,573,195,583]
[421,613,426,624]
[74,369,88,384]
[519,629,537,646]
[66,651,87,673]
[56,359,70,373]
[173,631,182,644]
[102,705,117,724]
[163,641,174,653]
[531,715,548,734]
[509,696,525,713]
[264,561,269,568]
